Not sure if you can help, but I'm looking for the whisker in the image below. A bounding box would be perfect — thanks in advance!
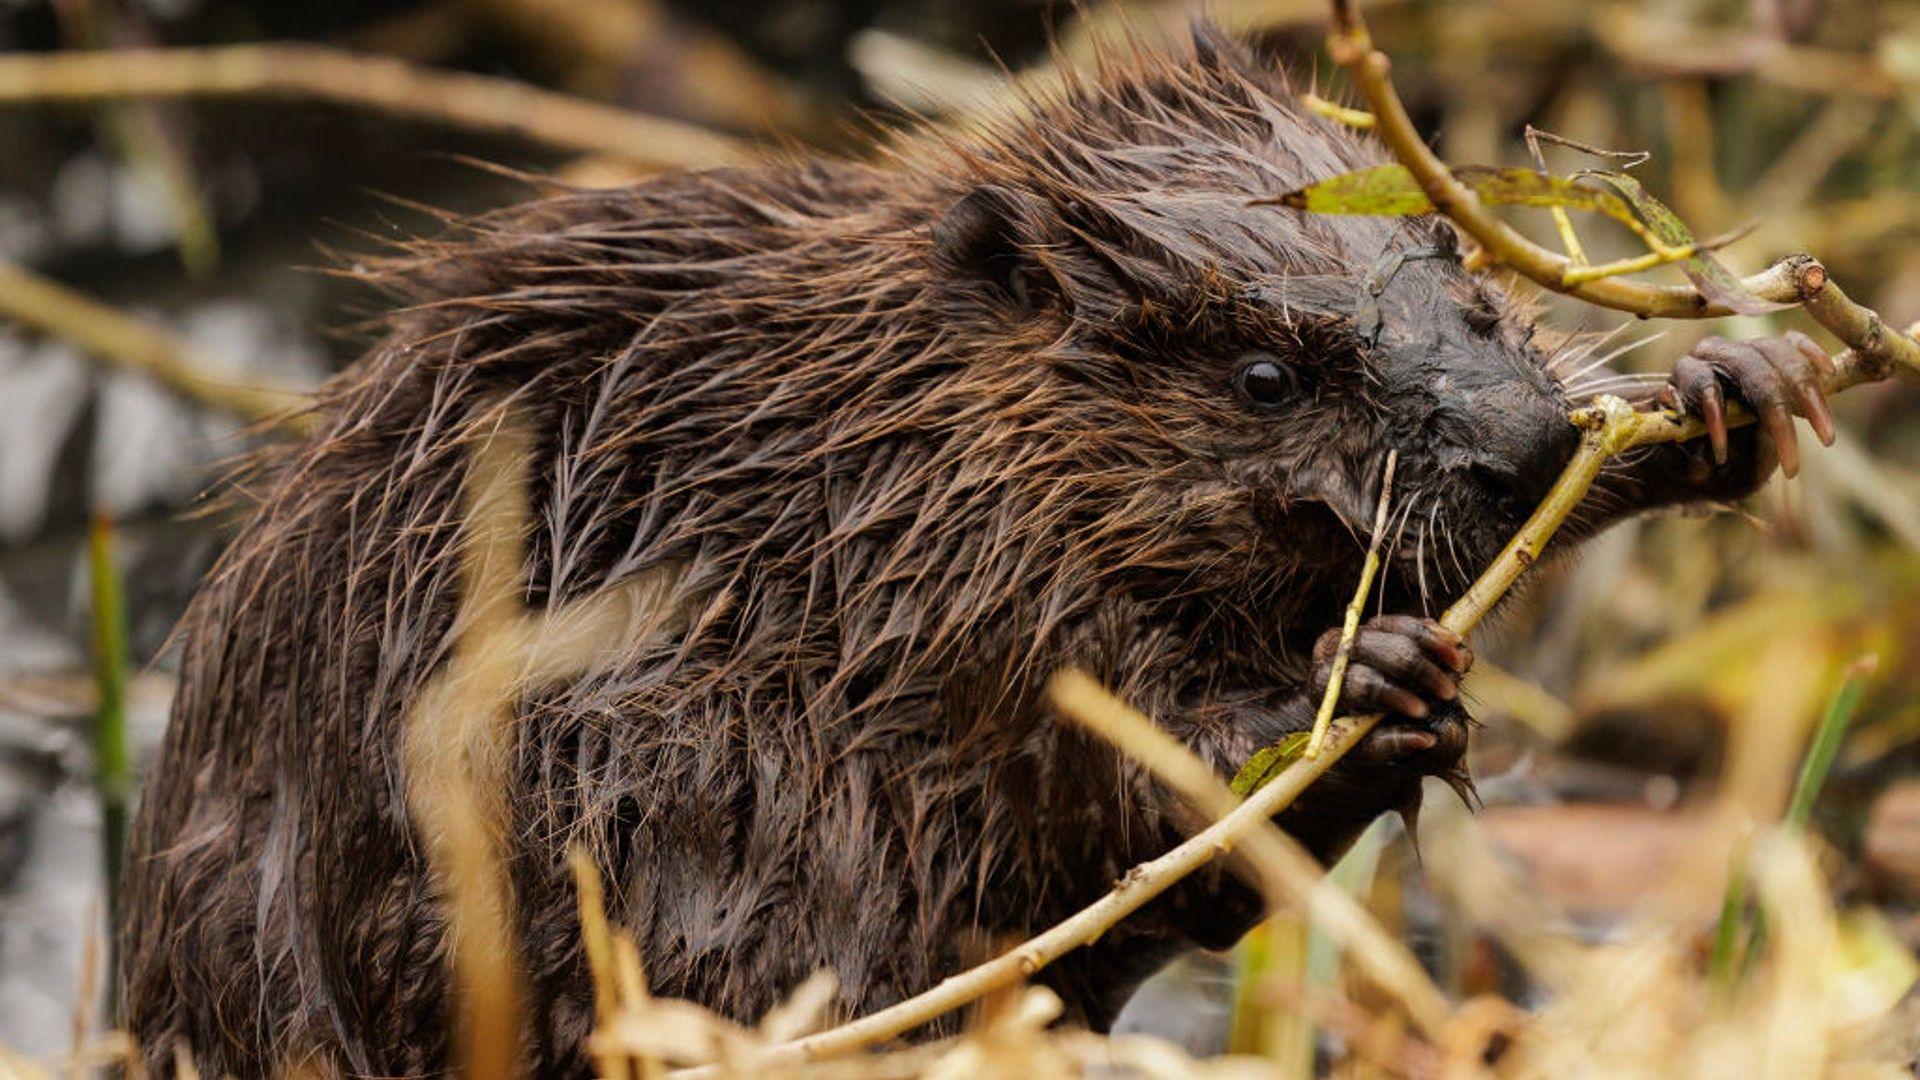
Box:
[1568,372,1671,388]
[1545,319,1634,376]
[1387,493,1419,562]
[1537,314,1600,373]
[1377,494,1420,618]
[1416,519,1433,617]
[1567,374,1673,397]
[1558,331,1670,386]
[1437,502,1470,588]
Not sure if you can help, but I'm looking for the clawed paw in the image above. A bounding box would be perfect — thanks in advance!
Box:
[1662,330,1835,479]
[1312,615,1468,720]
[1312,615,1472,778]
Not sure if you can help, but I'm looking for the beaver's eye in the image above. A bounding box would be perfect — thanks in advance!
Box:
[1234,353,1297,408]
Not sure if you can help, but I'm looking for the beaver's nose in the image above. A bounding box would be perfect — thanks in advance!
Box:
[1464,383,1577,512]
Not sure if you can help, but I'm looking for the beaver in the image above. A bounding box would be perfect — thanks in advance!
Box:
[119,24,1836,1076]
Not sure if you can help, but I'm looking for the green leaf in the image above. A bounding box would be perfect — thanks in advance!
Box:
[1579,170,1787,315]
[1255,163,1435,215]
[1229,731,1312,797]
[1261,165,1788,308]
[1454,166,1641,228]
[1712,659,1875,991]
[1708,845,1751,989]
[1257,164,1647,234]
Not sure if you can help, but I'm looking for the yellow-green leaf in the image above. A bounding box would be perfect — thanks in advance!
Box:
[1257,164,1646,235]
[1229,731,1312,797]
[1256,163,1435,216]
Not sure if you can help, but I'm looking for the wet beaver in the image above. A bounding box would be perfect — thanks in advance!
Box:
[120,24,1835,1077]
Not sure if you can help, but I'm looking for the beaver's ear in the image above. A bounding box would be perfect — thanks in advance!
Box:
[932,184,1063,312]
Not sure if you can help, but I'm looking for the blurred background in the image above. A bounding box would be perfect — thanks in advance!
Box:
[0,0,1915,1066]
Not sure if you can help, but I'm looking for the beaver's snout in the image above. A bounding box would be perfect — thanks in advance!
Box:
[1439,374,1578,520]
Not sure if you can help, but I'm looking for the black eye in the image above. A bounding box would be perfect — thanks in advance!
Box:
[1233,353,1297,408]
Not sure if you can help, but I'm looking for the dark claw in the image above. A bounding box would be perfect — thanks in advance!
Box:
[1785,329,1835,376]
[1757,335,1835,446]
[1350,700,1472,771]
[1763,399,1800,479]
[1669,353,1729,464]
[1352,726,1439,761]
[1708,337,1799,477]
[1671,333,1836,480]
[1337,665,1429,718]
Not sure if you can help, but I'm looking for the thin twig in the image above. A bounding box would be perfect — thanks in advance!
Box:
[1306,450,1398,758]
[0,43,751,169]
[1559,244,1696,286]
[674,713,1387,1076]
[1302,92,1375,129]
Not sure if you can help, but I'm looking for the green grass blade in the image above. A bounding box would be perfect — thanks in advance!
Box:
[1708,852,1749,990]
[1711,657,1876,991]
[1785,658,1874,832]
[88,513,132,1007]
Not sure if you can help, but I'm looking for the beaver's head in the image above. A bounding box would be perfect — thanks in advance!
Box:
[925,28,1576,647]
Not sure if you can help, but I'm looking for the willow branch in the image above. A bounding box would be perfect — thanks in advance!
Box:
[0,44,751,170]
[0,259,310,431]
[1325,0,1920,371]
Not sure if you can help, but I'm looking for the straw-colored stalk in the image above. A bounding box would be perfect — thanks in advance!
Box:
[0,43,749,169]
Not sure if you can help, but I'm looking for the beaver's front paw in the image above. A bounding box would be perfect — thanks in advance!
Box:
[1268,615,1475,866]
[1310,614,1471,776]
[1662,331,1835,480]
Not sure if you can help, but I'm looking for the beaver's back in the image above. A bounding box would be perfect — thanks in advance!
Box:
[118,161,964,1076]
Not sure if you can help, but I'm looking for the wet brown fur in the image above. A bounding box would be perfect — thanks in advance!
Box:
[120,26,1760,1077]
